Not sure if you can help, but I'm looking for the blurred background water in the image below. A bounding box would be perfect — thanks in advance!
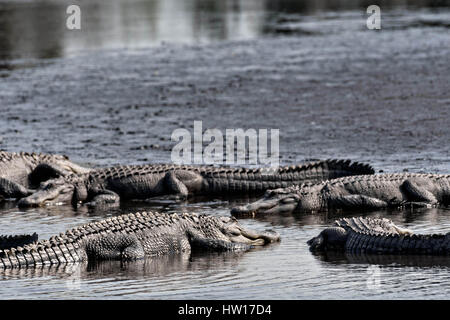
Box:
[0,0,449,60]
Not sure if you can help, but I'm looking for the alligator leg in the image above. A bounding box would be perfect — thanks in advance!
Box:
[162,171,192,200]
[0,178,34,200]
[187,231,253,251]
[84,189,121,208]
[400,179,438,205]
[84,233,145,261]
[329,195,388,210]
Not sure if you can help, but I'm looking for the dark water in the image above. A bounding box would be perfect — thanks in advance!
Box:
[0,0,450,299]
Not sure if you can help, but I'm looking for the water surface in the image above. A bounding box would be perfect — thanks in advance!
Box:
[1,202,450,299]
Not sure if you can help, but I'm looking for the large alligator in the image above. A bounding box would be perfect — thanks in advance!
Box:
[0,211,280,268]
[231,173,450,216]
[0,151,90,200]
[18,159,374,207]
[307,216,450,255]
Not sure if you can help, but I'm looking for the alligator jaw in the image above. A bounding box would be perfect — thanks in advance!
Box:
[17,183,74,208]
[231,193,299,217]
[239,228,280,245]
[222,217,280,245]
[18,192,58,207]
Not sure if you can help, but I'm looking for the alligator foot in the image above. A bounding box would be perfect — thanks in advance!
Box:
[398,201,433,209]
[84,190,121,208]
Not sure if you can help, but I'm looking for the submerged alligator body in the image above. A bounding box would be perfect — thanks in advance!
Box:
[308,217,450,255]
[18,160,374,207]
[0,151,90,200]
[0,211,280,268]
[231,173,450,216]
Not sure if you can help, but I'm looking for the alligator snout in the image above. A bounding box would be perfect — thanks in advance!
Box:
[240,228,280,245]
[231,194,300,217]
[18,187,74,208]
[18,194,49,207]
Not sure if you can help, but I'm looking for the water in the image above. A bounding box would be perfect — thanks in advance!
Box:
[1,203,450,299]
[0,0,450,299]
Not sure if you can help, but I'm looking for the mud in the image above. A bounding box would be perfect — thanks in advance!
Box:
[1,10,449,172]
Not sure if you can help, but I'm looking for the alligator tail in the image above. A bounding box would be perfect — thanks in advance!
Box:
[323,159,374,177]
[204,159,374,193]
[0,232,85,268]
[0,233,38,250]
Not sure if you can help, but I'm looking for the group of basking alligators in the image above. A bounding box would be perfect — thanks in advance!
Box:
[0,151,449,268]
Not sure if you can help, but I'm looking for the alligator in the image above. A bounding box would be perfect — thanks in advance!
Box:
[17,159,374,207]
[0,151,90,200]
[231,173,450,216]
[307,216,450,255]
[0,211,280,268]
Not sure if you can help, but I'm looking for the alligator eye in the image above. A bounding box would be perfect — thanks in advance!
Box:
[44,183,54,190]
[281,197,296,204]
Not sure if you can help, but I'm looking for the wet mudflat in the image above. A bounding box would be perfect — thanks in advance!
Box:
[0,0,450,299]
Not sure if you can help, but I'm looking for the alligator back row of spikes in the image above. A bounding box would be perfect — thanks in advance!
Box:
[0,151,69,162]
[85,159,374,179]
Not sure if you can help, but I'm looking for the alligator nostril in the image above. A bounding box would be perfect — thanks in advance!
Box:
[18,198,36,208]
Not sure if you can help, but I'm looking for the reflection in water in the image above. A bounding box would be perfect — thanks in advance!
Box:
[86,251,244,277]
[313,251,450,268]
[0,0,266,60]
[0,251,245,280]
[0,2,64,60]
[0,0,448,60]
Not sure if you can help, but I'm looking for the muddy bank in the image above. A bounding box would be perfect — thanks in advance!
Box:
[0,20,449,172]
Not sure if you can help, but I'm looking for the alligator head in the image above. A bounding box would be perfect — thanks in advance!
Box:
[307,227,349,251]
[218,216,280,246]
[307,217,415,252]
[18,177,76,207]
[27,154,91,187]
[191,215,281,250]
[230,186,313,217]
